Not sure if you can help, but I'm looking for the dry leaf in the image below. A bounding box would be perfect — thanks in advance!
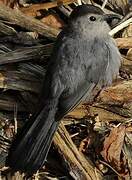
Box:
[79,128,96,154]
[79,137,91,153]
[101,125,126,171]
[127,48,132,61]
[116,37,132,49]
[93,115,108,133]
[123,127,132,178]
[41,13,64,29]
[122,24,132,38]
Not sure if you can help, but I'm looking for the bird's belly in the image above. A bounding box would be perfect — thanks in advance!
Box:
[60,67,86,94]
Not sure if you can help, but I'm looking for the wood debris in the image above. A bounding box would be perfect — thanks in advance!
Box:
[0,0,132,180]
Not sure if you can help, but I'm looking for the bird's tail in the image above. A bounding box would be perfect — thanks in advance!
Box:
[7,99,59,174]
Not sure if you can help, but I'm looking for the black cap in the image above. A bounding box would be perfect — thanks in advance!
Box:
[70,4,104,20]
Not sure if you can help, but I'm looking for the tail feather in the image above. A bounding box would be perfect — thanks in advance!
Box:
[32,120,59,171]
[7,99,59,174]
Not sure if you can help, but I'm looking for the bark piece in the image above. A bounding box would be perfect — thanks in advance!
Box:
[0,3,59,38]
[20,0,76,17]
[122,56,132,74]
[53,122,103,180]
[0,44,53,65]
[0,21,16,35]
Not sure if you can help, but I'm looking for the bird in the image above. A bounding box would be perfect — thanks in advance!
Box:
[7,4,121,174]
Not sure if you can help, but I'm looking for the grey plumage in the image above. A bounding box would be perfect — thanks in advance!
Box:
[7,4,121,174]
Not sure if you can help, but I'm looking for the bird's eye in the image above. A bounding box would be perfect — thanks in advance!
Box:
[89,16,96,21]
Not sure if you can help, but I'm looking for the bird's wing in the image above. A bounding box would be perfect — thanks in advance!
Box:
[56,39,112,120]
[56,81,96,120]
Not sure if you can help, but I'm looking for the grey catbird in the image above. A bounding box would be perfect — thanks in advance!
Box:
[7,4,121,174]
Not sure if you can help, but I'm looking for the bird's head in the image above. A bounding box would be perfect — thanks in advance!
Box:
[69,5,120,37]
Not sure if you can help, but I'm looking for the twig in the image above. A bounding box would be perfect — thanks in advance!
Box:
[77,0,82,5]
[109,17,132,36]
[99,160,123,178]
[34,171,40,180]
[118,12,132,24]
[101,0,108,10]
[14,103,18,134]
[70,132,79,138]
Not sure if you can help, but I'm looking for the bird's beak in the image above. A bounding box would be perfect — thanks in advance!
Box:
[103,14,121,23]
